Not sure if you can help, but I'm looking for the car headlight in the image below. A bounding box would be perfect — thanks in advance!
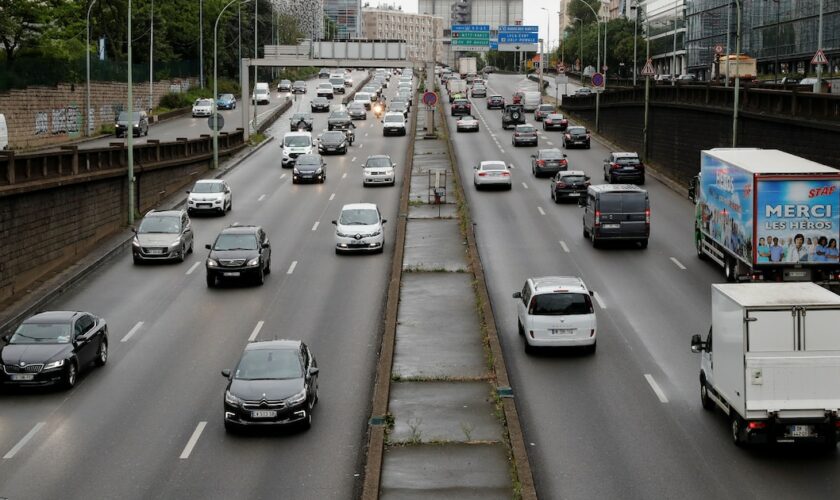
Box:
[132,237,140,247]
[293,167,300,174]
[225,390,243,406]
[283,150,290,158]
[44,359,66,370]
[169,241,181,248]
[286,389,307,405]
[246,257,260,267]
[337,231,352,238]
[207,259,218,267]
[370,230,382,237]
[315,168,322,174]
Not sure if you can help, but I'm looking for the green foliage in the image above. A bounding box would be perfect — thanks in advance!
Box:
[566,0,602,25]
[323,15,338,41]
[562,18,641,77]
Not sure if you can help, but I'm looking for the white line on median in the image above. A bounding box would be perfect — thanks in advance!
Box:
[287,261,298,274]
[670,257,686,270]
[559,241,570,253]
[258,194,266,202]
[312,221,320,231]
[248,321,264,342]
[537,206,546,216]
[3,422,46,459]
[592,292,606,309]
[329,193,336,201]
[120,321,144,343]
[179,422,207,459]
[522,182,529,189]
[185,262,201,275]
[644,374,669,403]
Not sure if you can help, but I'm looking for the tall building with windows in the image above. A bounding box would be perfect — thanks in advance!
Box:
[640,0,687,76]
[362,7,445,63]
[278,0,325,39]
[324,0,363,39]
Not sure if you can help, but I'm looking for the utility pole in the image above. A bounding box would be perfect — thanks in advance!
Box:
[149,0,154,112]
[85,0,99,137]
[814,0,824,93]
[732,0,742,147]
[643,18,650,161]
[200,0,204,88]
[725,1,731,87]
[127,0,135,225]
[253,0,258,133]
[633,2,639,86]
[671,0,677,85]
[539,39,544,97]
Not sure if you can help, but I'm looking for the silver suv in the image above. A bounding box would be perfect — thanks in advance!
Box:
[132,209,194,264]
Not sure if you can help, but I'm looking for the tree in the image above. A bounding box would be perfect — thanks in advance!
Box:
[0,0,52,64]
[566,0,601,25]
[323,15,337,40]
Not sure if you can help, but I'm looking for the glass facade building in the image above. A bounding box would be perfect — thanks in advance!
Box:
[641,0,687,76]
[324,0,362,39]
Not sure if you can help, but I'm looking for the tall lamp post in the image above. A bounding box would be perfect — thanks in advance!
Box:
[127,0,135,225]
[632,1,640,86]
[253,0,258,133]
[541,7,551,94]
[86,0,99,137]
[671,0,678,85]
[149,0,154,112]
[814,0,824,93]
[573,17,583,78]
[200,0,204,88]
[215,0,252,170]
[732,0,742,146]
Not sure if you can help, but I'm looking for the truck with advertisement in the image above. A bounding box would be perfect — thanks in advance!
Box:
[458,57,477,78]
[690,282,840,448]
[688,149,840,285]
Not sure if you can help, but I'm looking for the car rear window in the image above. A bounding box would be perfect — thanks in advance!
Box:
[517,126,535,133]
[560,175,586,183]
[540,150,563,159]
[529,293,593,315]
[599,193,647,212]
[482,163,506,171]
[615,157,641,165]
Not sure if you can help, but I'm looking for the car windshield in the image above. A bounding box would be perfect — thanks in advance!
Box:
[482,163,506,171]
[599,193,647,212]
[294,81,305,86]
[329,112,350,120]
[284,136,311,147]
[322,132,345,142]
[117,111,142,121]
[291,113,311,121]
[280,80,291,85]
[365,157,391,168]
[568,127,586,135]
[235,349,303,380]
[296,155,320,166]
[340,208,379,225]
[355,93,370,100]
[540,150,564,159]
[349,103,363,109]
[195,99,213,106]
[138,215,180,234]
[517,126,535,133]
[219,94,233,100]
[214,233,258,251]
[529,293,593,316]
[539,105,554,111]
[10,322,73,344]
[192,182,224,193]
[384,115,403,123]
[330,78,343,85]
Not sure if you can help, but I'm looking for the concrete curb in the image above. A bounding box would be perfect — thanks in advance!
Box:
[361,89,418,500]
[438,97,538,498]
[0,135,275,335]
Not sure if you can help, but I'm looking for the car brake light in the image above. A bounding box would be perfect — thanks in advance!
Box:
[556,182,567,188]
[560,159,568,166]
[611,162,620,170]
[645,208,651,224]
[537,160,545,166]
[594,210,601,227]
[500,171,510,176]
[565,134,571,139]
[747,421,767,430]
[478,172,487,176]
[835,420,840,427]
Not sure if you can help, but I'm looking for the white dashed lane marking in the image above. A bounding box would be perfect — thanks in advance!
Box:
[537,206,546,216]
[312,221,320,231]
[179,422,207,459]
[185,262,201,275]
[329,193,336,201]
[522,182,529,189]
[120,321,144,343]
[258,194,266,202]
[287,261,298,274]
[559,241,570,253]
[644,374,669,403]
[3,422,46,459]
[248,321,264,342]
[670,257,686,270]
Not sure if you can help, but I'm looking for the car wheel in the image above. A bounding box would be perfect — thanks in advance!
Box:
[301,407,313,430]
[609,173,617,184]
[700,376,714,411]
[552,190,560,204]
[587,341,597,354]
[518,321,524,336]
[591,232,599,248]
[224,421,239,434]
[639,175,645,185]
[63,361,78,390]
[95,340,108,367]
[176,245,186,263]
[227,199,232,212]
[639,239,649,249]
[265,258,271,274]
[604,168,609,181]
[133,255,142,265]
[206,274,216,288]
[586,143,591,149]
[524,339,535,355]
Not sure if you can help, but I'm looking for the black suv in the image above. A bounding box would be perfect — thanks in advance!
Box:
[205,225,271,287]
[604,152,645,185]
[318,131,349,155]
[502,104,525,129]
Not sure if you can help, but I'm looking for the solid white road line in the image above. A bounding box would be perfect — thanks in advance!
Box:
[329,193,336,201]
[522,182,529,189]
[592,292,606,309]
[4,422,46,459]
[179,422,207,459]
[312,221,320,231]
[280,173,287,180]
[120,321,144,343]
[644,374,669,403]
[287,261,298,274]
[537,206,546,216]
[248,321,264,342]
[185,262,201,275]
[258,194,266,202]
[559,240,570,253]
[670,257,687,270]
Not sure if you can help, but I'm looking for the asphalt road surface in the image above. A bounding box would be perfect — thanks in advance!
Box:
[0,72,409,499]
[448,73,840,500]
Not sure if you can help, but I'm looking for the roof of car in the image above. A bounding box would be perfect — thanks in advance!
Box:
[342,202,378,212]
[24,311,84,323]
[480,160,506,167]
[384,112,404,118]
[145,209,182,217]
[530,276,588,294]
[195,179,223,184]
[612,152,640,158]
[588,184,647,194]
[367,155,391,160]
[245,339,303,351]
[220,224,261,234]
[285,131,311,137]
[559,170,587,177]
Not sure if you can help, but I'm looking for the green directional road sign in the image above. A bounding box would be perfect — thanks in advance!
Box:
[452,38,490,47]
[452,32,490,40]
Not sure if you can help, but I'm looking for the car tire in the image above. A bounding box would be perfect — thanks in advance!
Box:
[639,239,649,249]
[586,143,591,149]
[552,191,560,204]
[518,321,524,336]
[265,258,271,274]
[587,341,597,354]
[224,421,239,434]
[227,199,232,212]
[176,246,186,263]
[591,232,599,248]
[206,274,216,288]
[524,340,535,355]
[700,376,714,411]
[63,361,78,390]
[639,175,645,185]
[609,173,617,184]
[133,255,142,265]
[95,340,108,367]
[731,415,745,447]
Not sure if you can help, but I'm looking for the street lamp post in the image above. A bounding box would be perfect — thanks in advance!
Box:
[573,17,583,78]
[127,0,135,225]
[671,0,678,86]
[253,0,258,133]
[215,0,251,170]
[643,16,651,161]
[814,0,824,93]
[85,0,99,137]
[200,0,204,88]
[541,6,551,94]
[632,2,639,86]
[725,2,731,87]
[149,0,154,112]
[732,0,742,146]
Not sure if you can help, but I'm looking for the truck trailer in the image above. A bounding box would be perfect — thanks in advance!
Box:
[691,283,840,448]
[689,148,840,285]
[458,57,477,78]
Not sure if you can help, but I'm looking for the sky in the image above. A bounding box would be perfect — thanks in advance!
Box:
[368,1,562,51]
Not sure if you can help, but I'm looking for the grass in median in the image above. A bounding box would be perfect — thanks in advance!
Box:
[248,132,267,147]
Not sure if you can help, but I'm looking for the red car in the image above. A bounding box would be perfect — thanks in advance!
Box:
[543,113,569,131]
[451,99,471,116]
[486,95,505,109]
[512,91,524,104]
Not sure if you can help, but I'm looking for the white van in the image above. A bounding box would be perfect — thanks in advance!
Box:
[252,82,270,105]
[522,91,542,112]
[0,114,7,150]
[281,131,313,168]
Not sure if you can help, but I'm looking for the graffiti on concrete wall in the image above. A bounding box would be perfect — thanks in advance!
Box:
[34,106,83,137]
[35,112,49,135]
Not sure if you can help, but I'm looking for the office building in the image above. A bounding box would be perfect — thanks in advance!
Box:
[324,0,363,39]
[278,0,325,39]
[640,0,687,76]
[362,7,445,63]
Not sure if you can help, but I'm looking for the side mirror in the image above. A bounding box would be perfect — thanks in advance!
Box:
[221,369,231,378]
[308,366,320,376]
[131,227,137,233]
[512,291,521,299]
[563,154,568,158]
[473,165,479,170]
[530,154,536,158]
[690,334,704,353]
[331,220,337,225]
[586,129,591,134]
[205,244,211,250]
[585,176,591,181]
[382,219,388,224]
[2,335,9,343]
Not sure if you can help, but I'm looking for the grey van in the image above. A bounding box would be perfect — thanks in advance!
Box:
[580,184,649,248]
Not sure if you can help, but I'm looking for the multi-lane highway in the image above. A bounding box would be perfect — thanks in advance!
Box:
[0,73,409,499]
[449,73,840,499]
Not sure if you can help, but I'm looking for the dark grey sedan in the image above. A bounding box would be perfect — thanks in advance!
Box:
[293,154,327,183]
[512,124,538,147]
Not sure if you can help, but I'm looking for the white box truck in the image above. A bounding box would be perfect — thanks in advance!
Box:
[458,57,477,78]
[691,283,840,448]
[688,148,840,284]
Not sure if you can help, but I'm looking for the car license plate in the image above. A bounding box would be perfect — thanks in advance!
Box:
[602,223,620,229]
[251,410,277,419]
[568,192,580,197]
[549,328,575,335]
[147,249,165,255]
[223,272,240,277]
[11,374,35,381]
[789,425,813,437]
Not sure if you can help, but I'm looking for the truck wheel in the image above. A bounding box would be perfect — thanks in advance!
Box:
[731,415,745,447]
[700,377,714,411]
[695,236,707,261]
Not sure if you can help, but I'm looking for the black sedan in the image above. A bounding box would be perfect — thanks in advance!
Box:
[530,148,568,177]
[486,95,505,109]
[563,126,591,149]
[318,131,349,155]
[327,110,352,130]
[293,154,327,183]
[310,97,330,113]
[222,340,319,432]
[289,112,314,131]
[205,225,271,287]
[1,311,108,389]
[348,102,367,120]
[451,99,471,116]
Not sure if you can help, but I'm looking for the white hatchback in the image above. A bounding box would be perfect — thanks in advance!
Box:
[473,160,512,190]
[186,179,232,215]
[362,155,396,187]
[333,203,387,254]
[513,276,597,353]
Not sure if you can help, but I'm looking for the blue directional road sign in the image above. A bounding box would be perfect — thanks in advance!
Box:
[498,25,539,33]
[451,24,490,32]
[498,33,539,44]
